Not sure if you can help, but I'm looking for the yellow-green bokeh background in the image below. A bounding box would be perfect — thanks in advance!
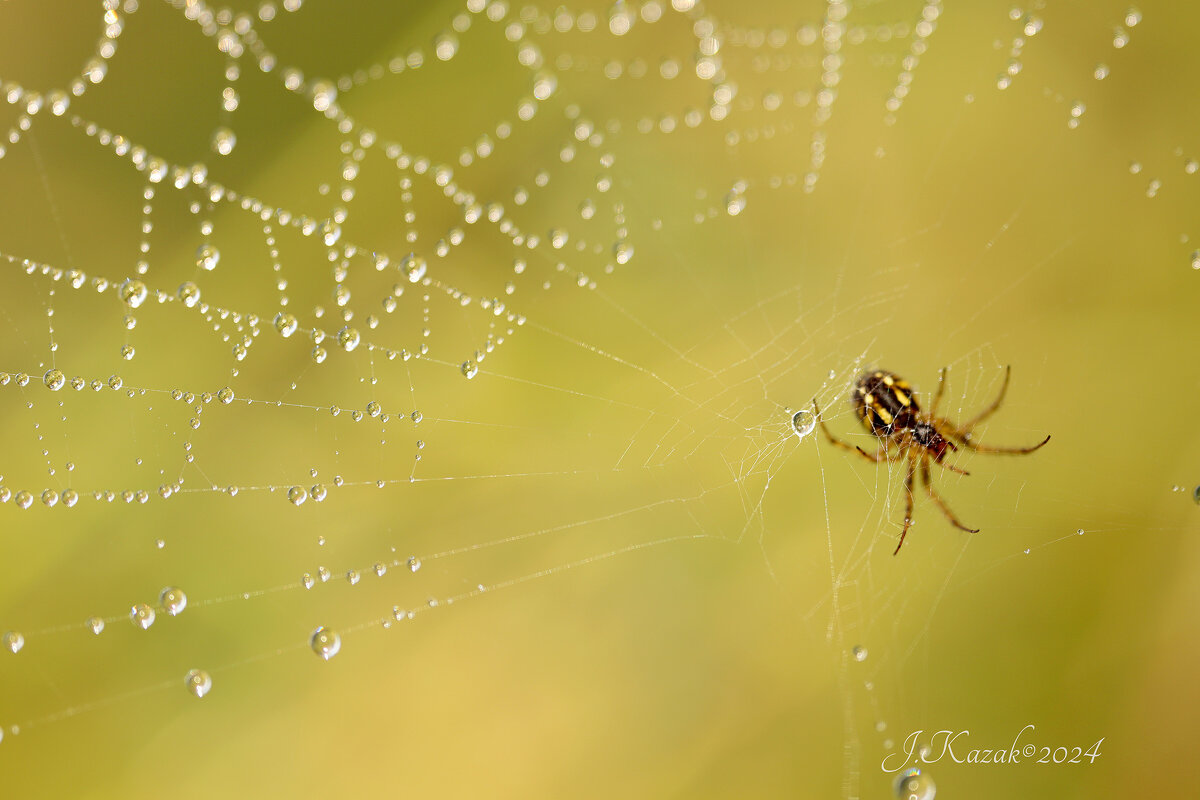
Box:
[1,1,1197,798]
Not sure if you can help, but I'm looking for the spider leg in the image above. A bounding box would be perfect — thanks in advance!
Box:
[959,364,1011,434]
[929,366,949,416]
[955,432,1051,455]
[812,399,885,463]
[938,459,971,476]
[920,459,980,533]
[893,453,917,555]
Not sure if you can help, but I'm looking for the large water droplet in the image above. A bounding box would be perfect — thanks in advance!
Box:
[178,281,202,308]
[184,668,212,698]
[120,278,148,308]
[792,409,816,439]
[211,126,237,156]
[159,586,188,616]
[2,631,24,654]
[130,603,156,630]
[894,767,936,800]
[274,312,299,337]
[43,369,65,391]
[336,326,360,352]
[196,244,221,271]
[402,253,427,283]
[310,626,341,660]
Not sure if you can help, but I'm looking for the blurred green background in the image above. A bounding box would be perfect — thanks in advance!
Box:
[0,1,1197,798]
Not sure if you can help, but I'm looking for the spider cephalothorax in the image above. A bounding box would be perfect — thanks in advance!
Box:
[815,367,1050,554]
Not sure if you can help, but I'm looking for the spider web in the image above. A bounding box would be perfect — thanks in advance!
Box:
[1,1,1198,798]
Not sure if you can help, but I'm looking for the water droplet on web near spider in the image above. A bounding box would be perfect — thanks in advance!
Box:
[336,326,360,352]
[211,126,236,156]
[87,616,105,635]
[196,244,220,271]
[852,645,868,662]
[119,278,147,308]
[791,409,815,439]
[130,603,156,630]
[274,312,298,337]
[402,253,427,283]
[407,556,421,573]
[159,586,187,616]
[43,369,65,391]
[178,281,201,308]
[184,668,212,698]
[14,491,33,510]
[288,486,308,506]
[310,627,341,661]
[461,360,479,379]
[894,767,936,800]
[2,631,24,654]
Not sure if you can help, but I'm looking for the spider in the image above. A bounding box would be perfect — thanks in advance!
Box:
[812,366,1050,555]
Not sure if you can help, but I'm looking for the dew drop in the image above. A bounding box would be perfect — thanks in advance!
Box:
[211,126,237,156]
[159,586,188,616]
[184,668,212,698]
[43,369,65,391]
[894,767,936,800]
[14,491,33,510]
[311,80,337,111]
[336,326,360,352]
[178,281,201,308]
[196,244,221,271]
[310,626,341,660]
[274,312,299,337]
[434,31,459,60]
[41,489,58,507]
[130,603,156,630]
[461,360,479,379]
[87,616,105,635]
[217,386,235,404]
[402,253,427,283]
[311,346,327,364]
[852,645,868,662]
[288,486,308,506]
[407,556,422,572]
[2,631,24,654]
[120,278,148,308]
[301,573,315,589]
[791,409,816,439]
